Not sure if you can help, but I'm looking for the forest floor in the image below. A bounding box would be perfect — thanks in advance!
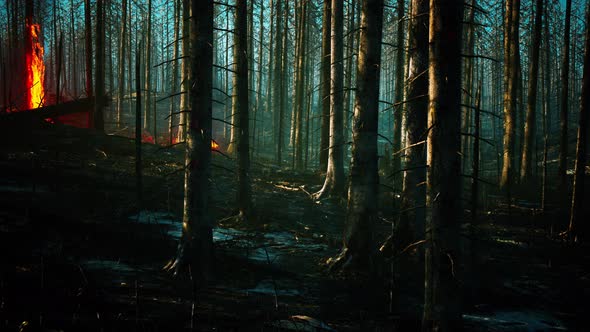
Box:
[0,120,589,331]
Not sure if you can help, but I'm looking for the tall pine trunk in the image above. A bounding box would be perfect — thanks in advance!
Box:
[235,0,252,219]
[143,0,153,132]
[520,0,543,183]
[116,0,127,128]
[422,0,464,329]
[169,0,180,142]
[294,1,308,170]
[329,0,383,271]
[567,1,590,242]
[319,0,331,172]
[84,0,93,99]
[177,0,190,143]
[558,0,573,194]
[392,0,405,192]
[315,0,345,199]
[94,0,105,132]
[500,0,520,194]
[166,0,214,278]
[398,0,428,251]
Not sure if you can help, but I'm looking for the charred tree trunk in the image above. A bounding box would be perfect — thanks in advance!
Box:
[343,0,356,151]
[135,38,143,210]
[397,0,428,251]
[329,0,383,271]
[143,0,153,132]
[169,0,180,142]
[567,2,590,242]
[293,0,308,170]
[422,0,464,330]
[392,0,405,192]
[166,0,214,278]
[264,0,274,151]
[278,0,289,166]
[541,2,551,214]
[117,0,127,128]
[84,0,93,99]
[520,0,543,184]
[471,81,482,224]
[315,0,345,199]
[558,0,572,194]
[319,0,331,172]
[94,0,105,132]
[272,0,284,165]
[253,0,265,158]
[177,0,190,143]
[235,0,252,220]
[461,0,476,173]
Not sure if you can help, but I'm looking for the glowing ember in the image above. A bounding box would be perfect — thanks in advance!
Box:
[25,20,45,109]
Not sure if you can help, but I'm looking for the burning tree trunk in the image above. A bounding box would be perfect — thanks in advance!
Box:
[520,0,543,184]
[558,0,572,195]
[319,0,331,172]
[235,0,252,220]
[422,0,464,329]
[315,0,345,199]
[166,0,214,277]
[567,1,590,242]
[328,0,383,271]
[24,0,45,110]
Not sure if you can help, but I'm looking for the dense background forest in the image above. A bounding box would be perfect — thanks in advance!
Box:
[0,0,589,331]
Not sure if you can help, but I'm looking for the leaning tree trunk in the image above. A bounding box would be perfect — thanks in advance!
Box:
[166,0,214,278]
[235,0,252,220]
[94,0,105,132]
[319,0,332,172]
[422,0,464,330]
[328,0,383,272]
[567,1,590,242]
[520,0,543,184]
[315,0,345,199]
[558,0,572,195]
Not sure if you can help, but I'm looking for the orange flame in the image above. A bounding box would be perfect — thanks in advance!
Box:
[25,21,45,109]
[211,140,219,150]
